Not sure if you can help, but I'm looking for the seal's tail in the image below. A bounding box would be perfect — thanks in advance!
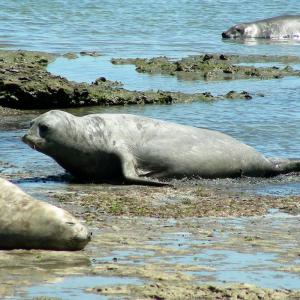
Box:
[269,157,300,175]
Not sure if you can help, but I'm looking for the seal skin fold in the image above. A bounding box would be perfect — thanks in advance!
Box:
[23,110,300,186]
[0,178,91,250]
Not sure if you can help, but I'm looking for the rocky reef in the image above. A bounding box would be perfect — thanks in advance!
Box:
[0,50,261,109]
[112,53,300,80]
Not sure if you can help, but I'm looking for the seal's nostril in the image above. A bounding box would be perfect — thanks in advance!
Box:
[222,32,228,38]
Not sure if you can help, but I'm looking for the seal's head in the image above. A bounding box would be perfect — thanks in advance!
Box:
[22,109,101,179]
[22,110,75,156]
[0,177,92,250]
[36,199,92,250]
[222,24,246,39]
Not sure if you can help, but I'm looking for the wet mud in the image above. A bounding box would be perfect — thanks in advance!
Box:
[52,183,300,219]
[89,283,300,300]
[0,175,299,299]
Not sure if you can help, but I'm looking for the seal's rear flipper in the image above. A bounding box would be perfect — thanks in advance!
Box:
[269,158,300,175]
[125,176,171,187]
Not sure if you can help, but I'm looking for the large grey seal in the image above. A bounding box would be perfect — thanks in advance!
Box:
[222,15,300,39]
[0,177,91,250]
[22,110,300,185]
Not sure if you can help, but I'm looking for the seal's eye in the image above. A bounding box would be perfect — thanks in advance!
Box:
[39,124,49,134]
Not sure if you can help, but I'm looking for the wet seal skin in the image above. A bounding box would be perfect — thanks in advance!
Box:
[0,177,91,250]
[222,15,300,39]
[22,110,300,185]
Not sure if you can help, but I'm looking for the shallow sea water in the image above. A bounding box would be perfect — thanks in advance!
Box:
[1,1,300,298]
[1,0,300,57]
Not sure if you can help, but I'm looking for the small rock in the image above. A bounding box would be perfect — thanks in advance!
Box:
[63,52,78,59]
[80,51,101,57]
[202,54,213,61]
[219,54,228,60]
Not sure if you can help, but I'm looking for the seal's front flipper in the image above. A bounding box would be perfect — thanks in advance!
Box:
[119,152,170,186]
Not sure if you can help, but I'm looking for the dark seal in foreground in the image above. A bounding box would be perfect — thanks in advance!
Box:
[23,110,300,185]
[222,15,300,39]
[0,177,91,250]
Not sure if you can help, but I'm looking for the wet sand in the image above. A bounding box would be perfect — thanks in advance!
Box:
[0,176,298,299]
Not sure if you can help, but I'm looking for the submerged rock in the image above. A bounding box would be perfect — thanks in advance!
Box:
[63,52,78,59]
[79,51,102,57]
[225,90,253,100]
[0,177,91,250]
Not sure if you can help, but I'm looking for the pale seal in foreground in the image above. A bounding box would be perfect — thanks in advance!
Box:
[0,177,91,250]
[23,110,300,186]
[222,15,300,39]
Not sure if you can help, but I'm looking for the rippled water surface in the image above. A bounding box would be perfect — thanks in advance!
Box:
[1,0,300,57]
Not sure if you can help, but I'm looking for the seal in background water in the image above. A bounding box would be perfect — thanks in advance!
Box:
[0,177,91,250]
[222,15,300,39]
[23,110,300,185]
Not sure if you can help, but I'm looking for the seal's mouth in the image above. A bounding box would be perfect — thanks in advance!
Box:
[222,32,239,39]
[22,134,42,151]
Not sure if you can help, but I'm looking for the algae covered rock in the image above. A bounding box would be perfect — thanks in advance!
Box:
[0,50,258,109]
[0,50,201,109]
[112,53,300,81]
